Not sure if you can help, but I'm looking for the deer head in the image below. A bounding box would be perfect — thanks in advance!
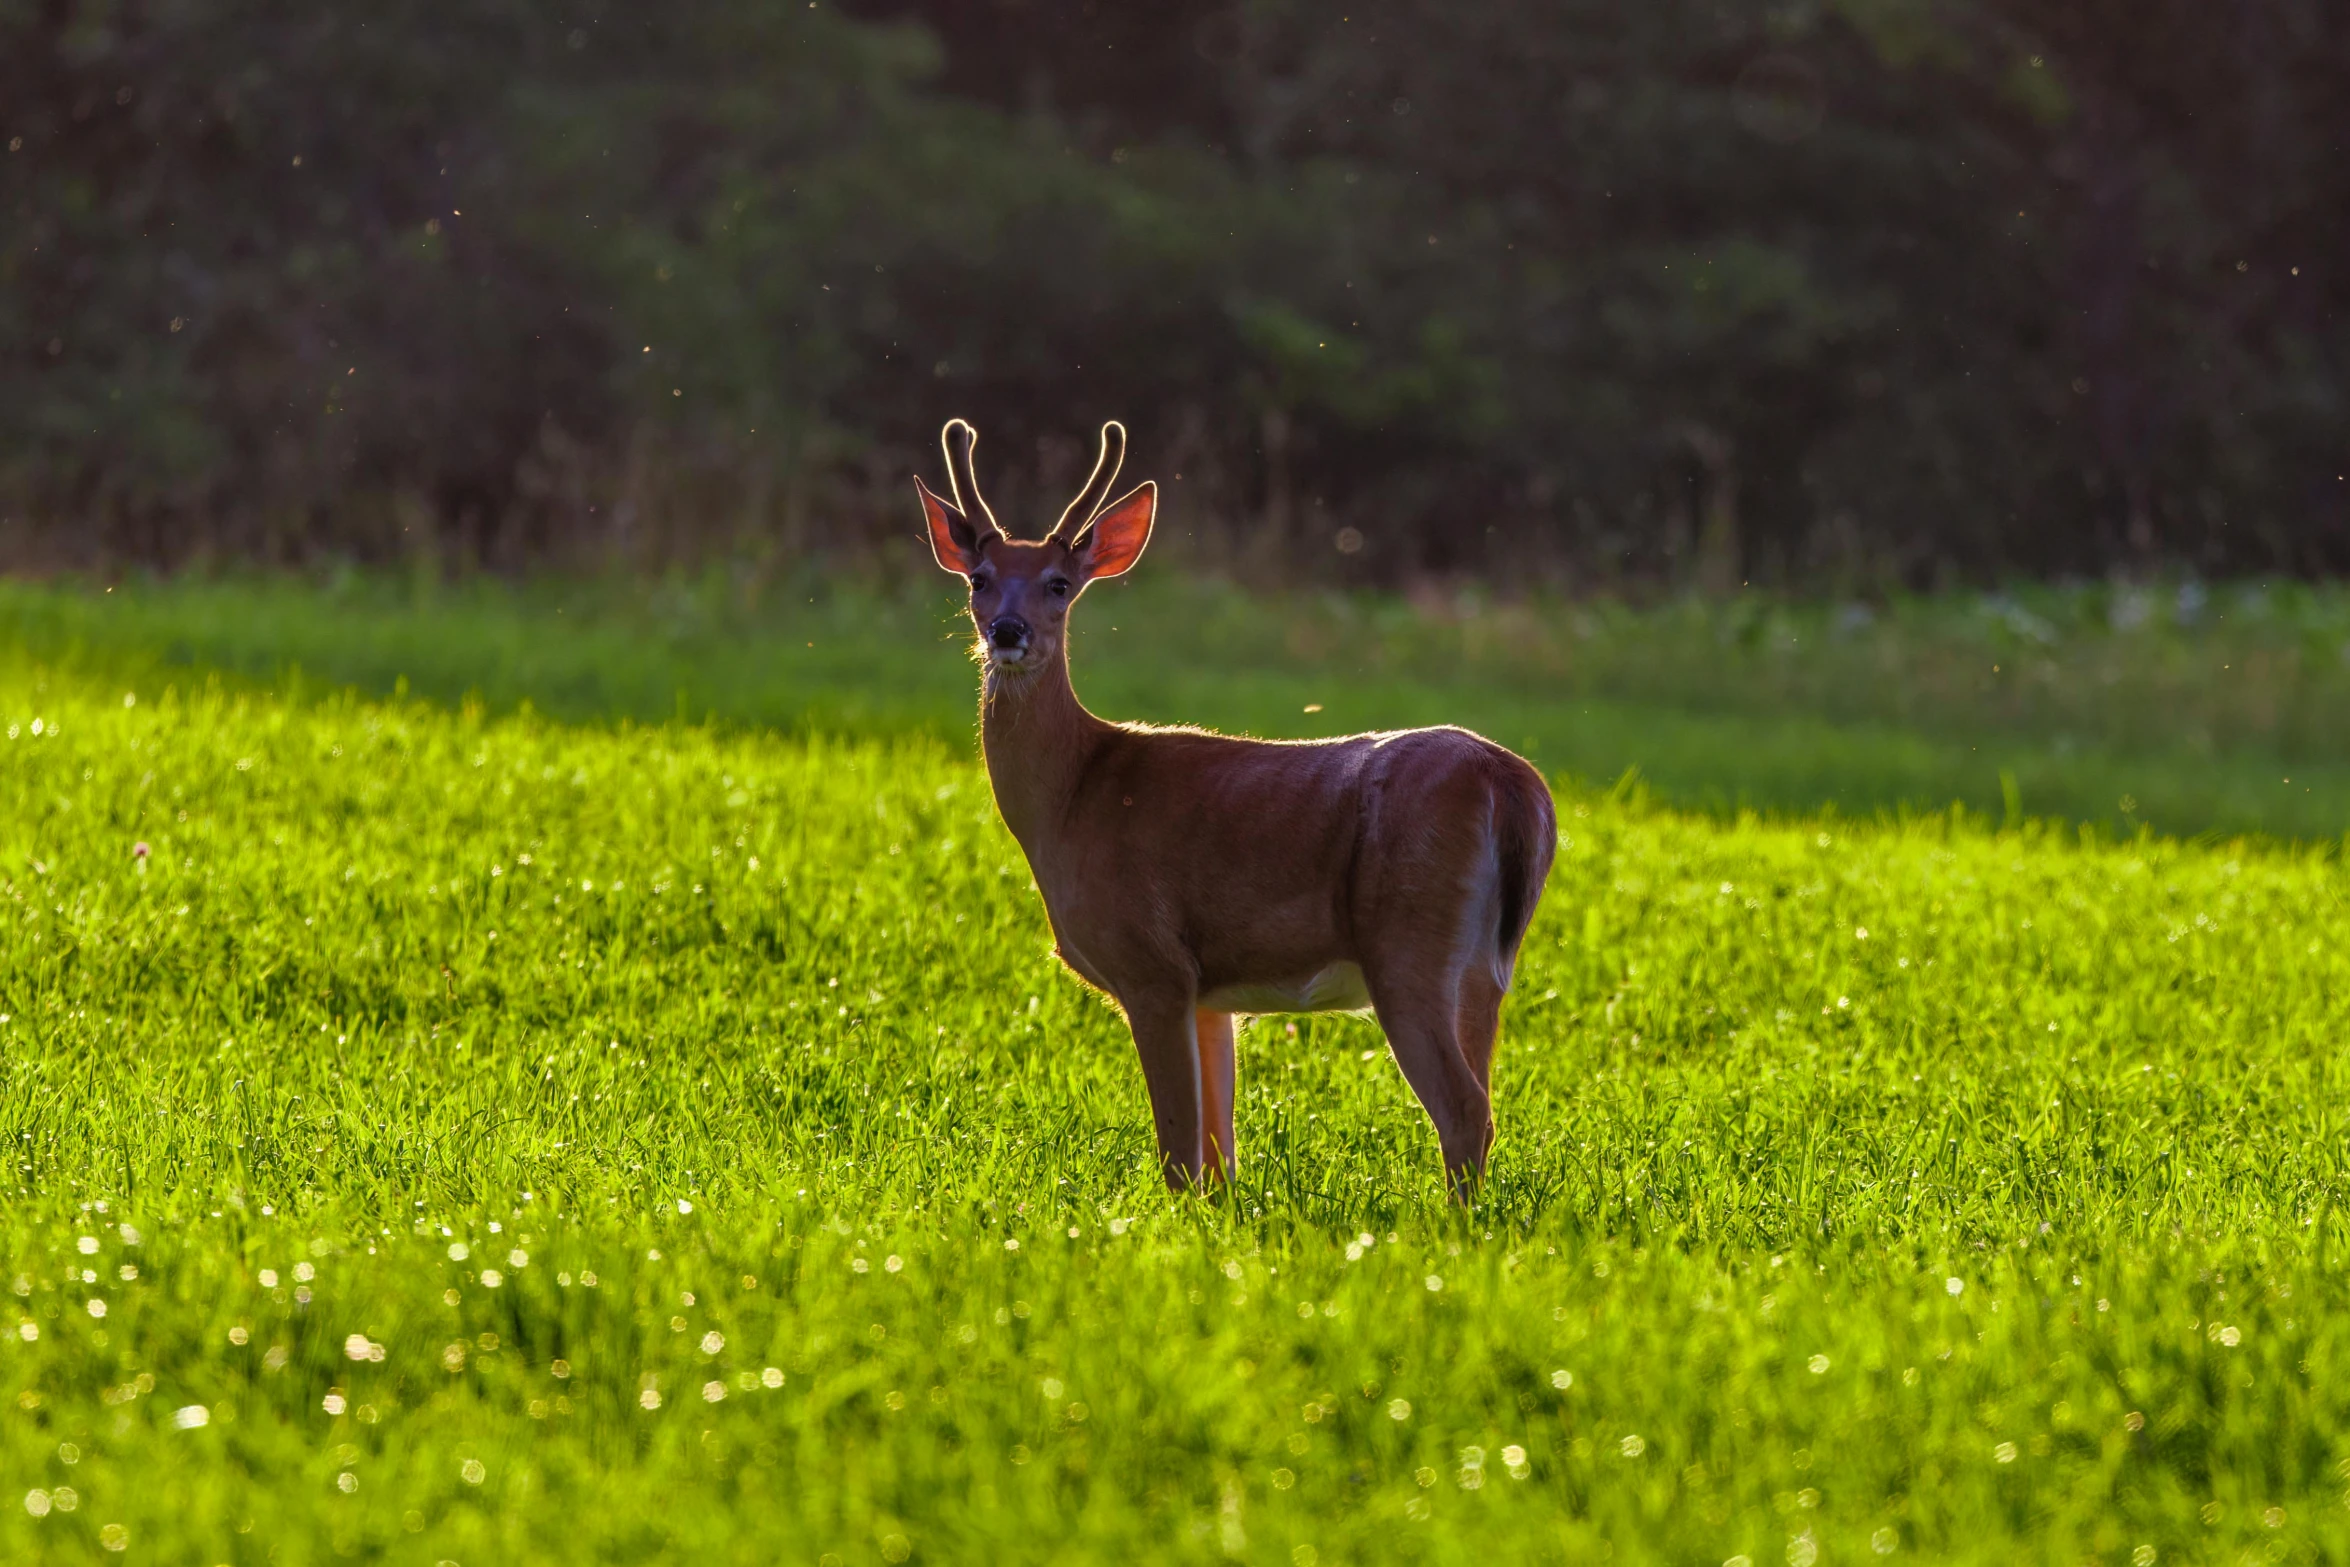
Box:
[916,419,1156,676]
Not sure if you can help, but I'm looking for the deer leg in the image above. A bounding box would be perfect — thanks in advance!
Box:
[1196,1008,1238,1183]
[1454,967,1508,1098]
[1368,976,1493,1201]
[1122,995,1207,1191]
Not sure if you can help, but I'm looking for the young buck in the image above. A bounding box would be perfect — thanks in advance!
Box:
[917,418,1555,1197]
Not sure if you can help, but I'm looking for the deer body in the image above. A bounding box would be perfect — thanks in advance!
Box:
[920,419,1555,1194]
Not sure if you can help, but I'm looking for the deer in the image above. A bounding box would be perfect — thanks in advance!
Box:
[915,418,1556,1199]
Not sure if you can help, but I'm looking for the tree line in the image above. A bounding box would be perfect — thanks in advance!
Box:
[3,0,2344,587]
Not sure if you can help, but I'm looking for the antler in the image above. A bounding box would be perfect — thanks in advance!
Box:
[1049,421,1127,545]
[941,419,1005,542]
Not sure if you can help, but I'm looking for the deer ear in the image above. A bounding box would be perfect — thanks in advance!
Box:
[1071,481,1155,582]
[916,476,984,575]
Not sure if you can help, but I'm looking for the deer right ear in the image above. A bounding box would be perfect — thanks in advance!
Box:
[916,476,984,575]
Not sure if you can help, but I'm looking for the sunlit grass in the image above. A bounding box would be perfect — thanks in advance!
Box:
[3,647,2348,1562]
[7,570,2350,838]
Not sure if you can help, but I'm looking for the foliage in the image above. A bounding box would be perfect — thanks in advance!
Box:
[3,0,2346,582]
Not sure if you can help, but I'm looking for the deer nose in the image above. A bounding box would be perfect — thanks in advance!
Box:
[988,616,1030,651]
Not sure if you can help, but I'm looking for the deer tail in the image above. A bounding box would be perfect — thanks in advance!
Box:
[1488,757,1557,991]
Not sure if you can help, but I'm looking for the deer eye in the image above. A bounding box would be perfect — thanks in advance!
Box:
[1046,578,1071,598]
[969,576,990,595]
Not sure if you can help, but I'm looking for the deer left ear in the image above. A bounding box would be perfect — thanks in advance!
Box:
[1070,482,1155,582]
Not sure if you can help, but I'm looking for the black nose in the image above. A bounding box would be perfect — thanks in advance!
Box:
[988,616,1030,650]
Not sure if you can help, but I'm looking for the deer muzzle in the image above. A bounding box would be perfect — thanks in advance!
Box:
[987,615,1031,659]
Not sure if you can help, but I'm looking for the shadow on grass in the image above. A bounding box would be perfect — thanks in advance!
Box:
[3,569,2345,843]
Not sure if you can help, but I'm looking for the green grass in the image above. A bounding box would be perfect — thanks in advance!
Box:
[5,570,2350,839]
[5,601,2350,1565]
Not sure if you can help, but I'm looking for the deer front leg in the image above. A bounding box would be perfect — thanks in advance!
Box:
[1197,1009,1237,1184]
[1122,994,1208,1191]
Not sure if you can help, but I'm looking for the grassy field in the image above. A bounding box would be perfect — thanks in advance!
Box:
[5,570,2350,840]
[4,581,2350,1563]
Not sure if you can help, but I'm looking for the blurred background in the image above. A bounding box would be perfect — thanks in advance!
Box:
[5,1,2348,839]
[5,0,2345,586]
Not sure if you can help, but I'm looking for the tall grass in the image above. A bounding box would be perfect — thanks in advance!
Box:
[2,641,2348,1561]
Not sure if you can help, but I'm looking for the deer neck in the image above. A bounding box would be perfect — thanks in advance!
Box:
[979,642,1102,852]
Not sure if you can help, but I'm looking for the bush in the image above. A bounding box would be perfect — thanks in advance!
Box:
[3,0,2345,585]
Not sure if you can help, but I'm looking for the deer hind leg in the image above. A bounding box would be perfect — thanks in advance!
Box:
[1122,994,1208,1191]
[1366,958,1493,1201]
[1196,1009,1238,1184]
[1455,967,1508,1098]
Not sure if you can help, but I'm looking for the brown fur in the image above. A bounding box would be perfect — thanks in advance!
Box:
[918,420,1556,1196]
